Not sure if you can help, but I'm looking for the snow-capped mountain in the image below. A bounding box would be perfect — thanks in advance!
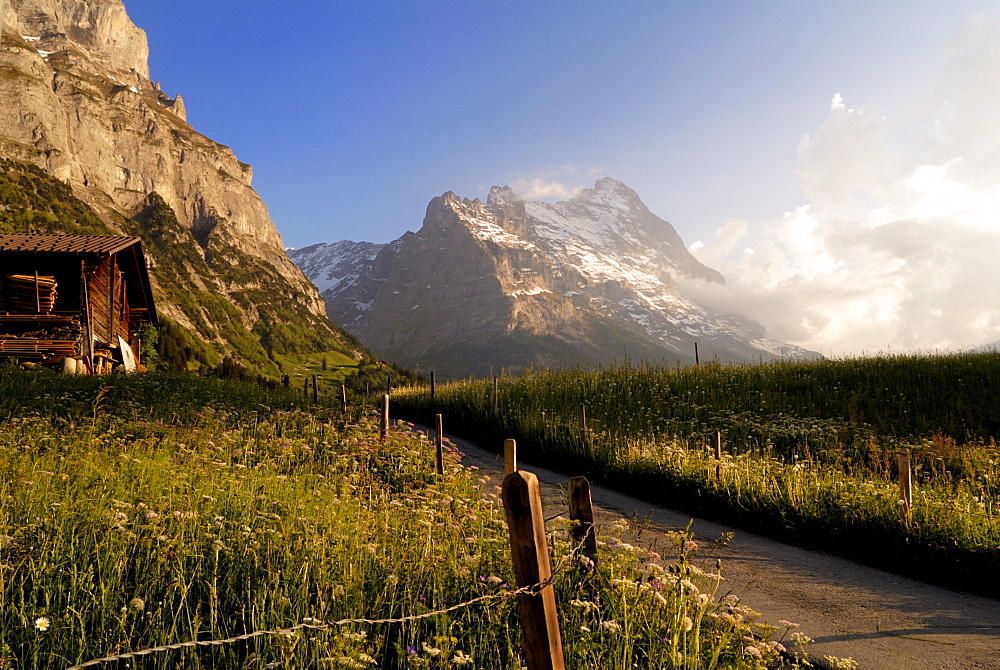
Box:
[291,178,819,377]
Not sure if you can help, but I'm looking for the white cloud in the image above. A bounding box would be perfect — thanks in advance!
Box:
[505,165,606,201]
[688,16,1000,355]
[509,177,583,201]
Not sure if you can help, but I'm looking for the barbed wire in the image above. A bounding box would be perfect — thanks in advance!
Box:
[65,538,588,669]
[64,584,540,669]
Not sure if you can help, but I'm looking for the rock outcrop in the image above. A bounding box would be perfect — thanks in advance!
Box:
[1,0,324,309]
[0,0,348,371]
[292,179,820,378]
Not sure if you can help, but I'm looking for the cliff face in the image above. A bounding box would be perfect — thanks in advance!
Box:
[0,0,350,372]
[293,179,820,378]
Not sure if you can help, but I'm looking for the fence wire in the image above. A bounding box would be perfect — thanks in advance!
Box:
[65,541,586,670]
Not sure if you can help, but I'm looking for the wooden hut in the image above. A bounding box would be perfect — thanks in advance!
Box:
[0,234,158,373]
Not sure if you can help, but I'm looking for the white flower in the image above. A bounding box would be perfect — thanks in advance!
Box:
[451,650,473,665]
[600,620,621,632]
[34,616,50,631]
[570,599,599,615]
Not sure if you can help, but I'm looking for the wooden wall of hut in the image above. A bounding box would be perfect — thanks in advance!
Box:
[84,257,129,346]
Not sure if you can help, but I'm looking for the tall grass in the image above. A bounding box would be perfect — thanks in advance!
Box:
[0,371,805,668]
[392,353,1000,595]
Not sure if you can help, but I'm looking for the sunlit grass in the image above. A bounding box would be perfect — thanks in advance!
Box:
[392,353,1000,594]
[0,371,800,668]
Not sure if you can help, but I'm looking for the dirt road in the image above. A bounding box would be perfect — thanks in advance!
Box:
[429,428,1000,669]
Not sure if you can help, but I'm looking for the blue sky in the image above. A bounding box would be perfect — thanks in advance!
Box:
[123,1,1000,354]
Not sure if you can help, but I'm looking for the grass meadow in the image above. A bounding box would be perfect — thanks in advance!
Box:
[0,370,810,669]
[392,352,1000,597]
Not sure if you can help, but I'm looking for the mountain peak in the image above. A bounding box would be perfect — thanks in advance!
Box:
[292,178,818,377]
[571,176,644,212]
[487,185,522,207]
[593,176,629,192]
[12,0,151,78]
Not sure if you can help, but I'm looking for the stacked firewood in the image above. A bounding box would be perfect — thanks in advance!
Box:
[0,318,81,360]
[0,337,78,358]
[0,275,58,313]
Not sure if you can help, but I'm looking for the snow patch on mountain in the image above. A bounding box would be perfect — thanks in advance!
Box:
[291,177,819,373]
[288,240,384,294]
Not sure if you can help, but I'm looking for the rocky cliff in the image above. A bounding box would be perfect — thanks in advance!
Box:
[291,178,819,378]
[0,0,355,373]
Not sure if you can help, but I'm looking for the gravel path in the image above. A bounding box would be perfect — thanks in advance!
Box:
[422,427,1000,670]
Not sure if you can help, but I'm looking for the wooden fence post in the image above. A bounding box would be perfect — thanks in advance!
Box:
[695,342,700,366]
[714,430,722,480]
[312,375,319,402]
[898,448,913,524]
[303,377,309,398]
[578,403,587,434]
[341,383,348,412]
[380,394,390,442]
[430,371,436,403]
[435,414,445,476]
[504,438,517,474]
[568,477,598,564]
[502,471,566,670]
[282,374,289,388]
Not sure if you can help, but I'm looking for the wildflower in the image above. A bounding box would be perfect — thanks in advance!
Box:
[779,619,801,629]
[451,650,473,665]
[421,642,442,657]
[34,617,50,631]
[679,579,699,595]
[681,616,693,632]
[129,598,145,612]
[789,632,813,646]
[600,620,621,632]
[580,625,591,632]
[683,540,699,552]
[570,599,599,615]
[744,646,763,658]
[387,574,399,585]
[340,631,367,642]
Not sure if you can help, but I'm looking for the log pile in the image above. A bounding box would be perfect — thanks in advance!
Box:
[0,274,57,313]
[0,317,81,360]
[0,337,78,358]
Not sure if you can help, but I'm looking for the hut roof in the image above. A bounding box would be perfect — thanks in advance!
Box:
[0,234,158,325]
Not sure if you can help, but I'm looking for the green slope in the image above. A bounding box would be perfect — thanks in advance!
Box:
[0,158,370,377]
